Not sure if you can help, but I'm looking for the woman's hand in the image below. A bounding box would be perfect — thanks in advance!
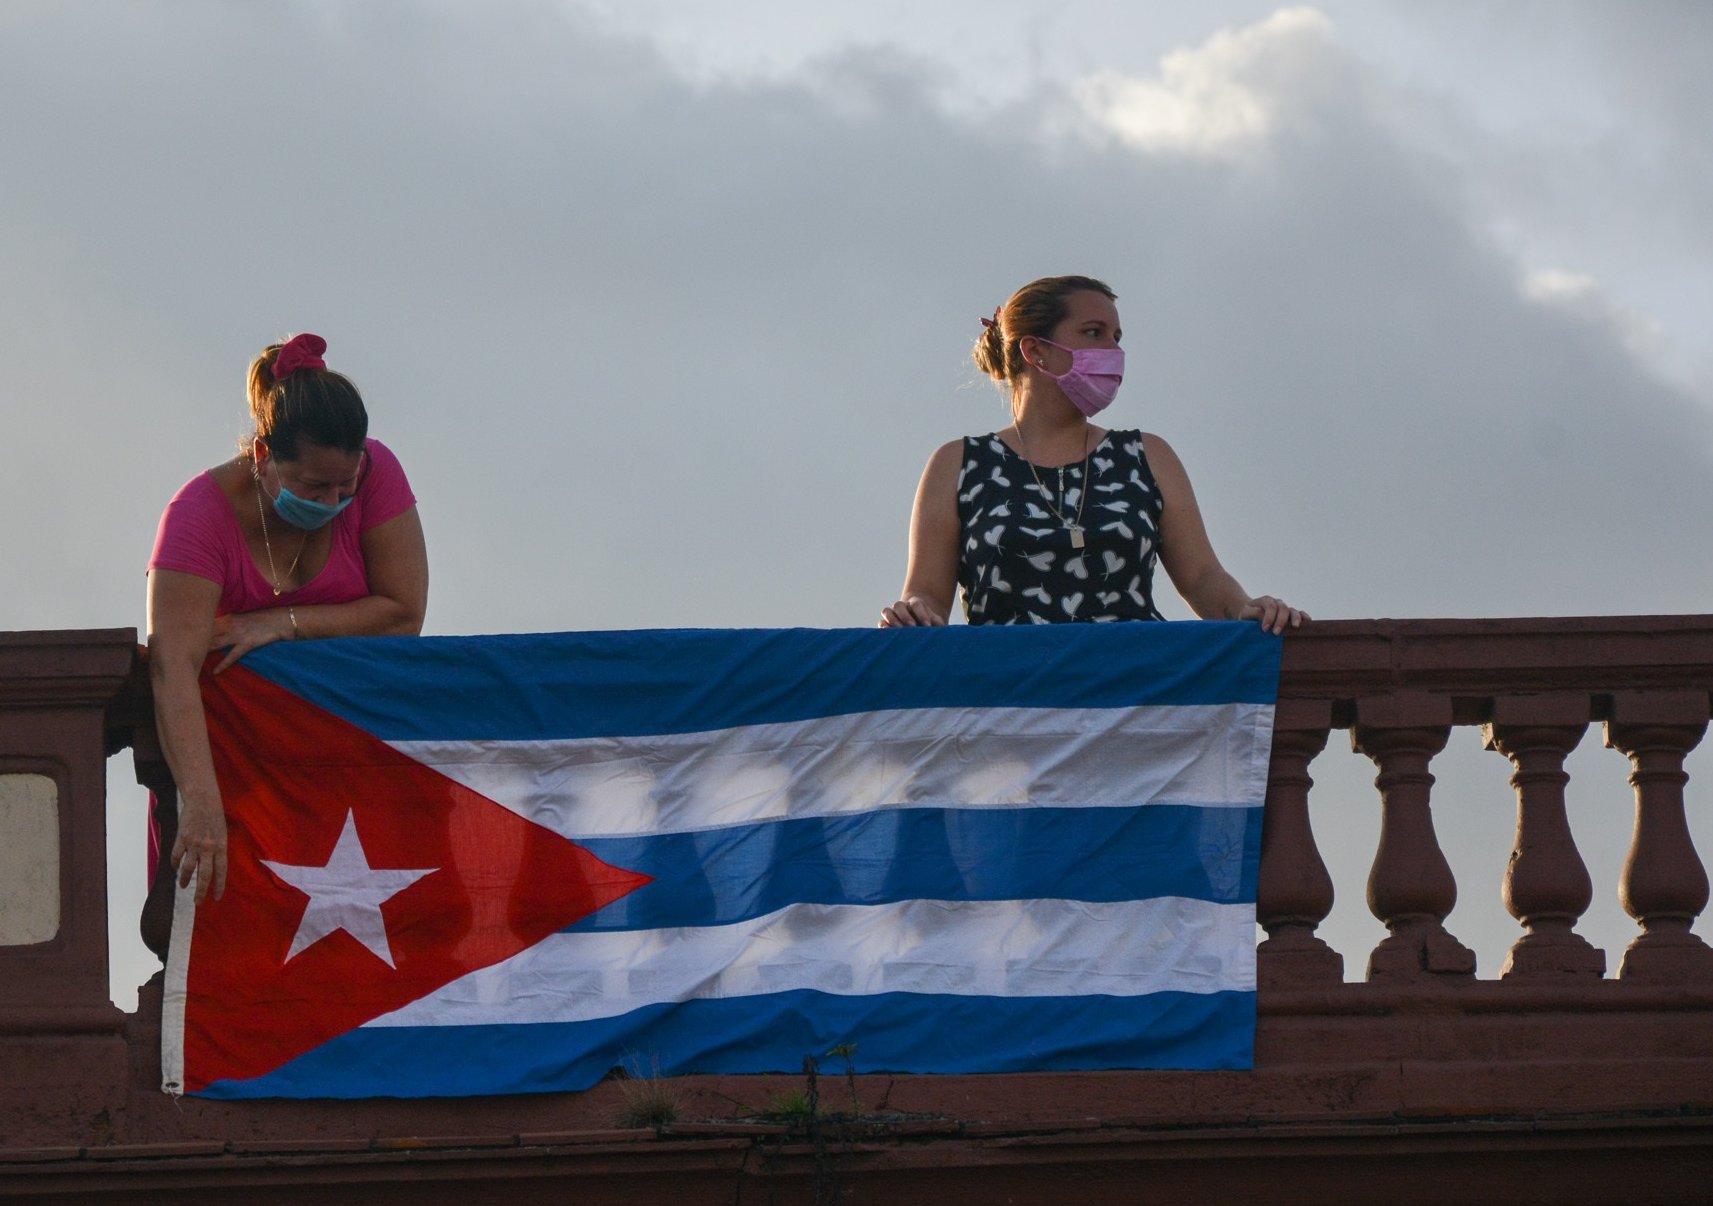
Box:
[1238,595,1309,635]
[172,792,229,902]
[209,607,295,673]
[880,596,947,627]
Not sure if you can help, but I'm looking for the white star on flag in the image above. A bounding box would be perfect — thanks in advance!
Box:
[262,810,437,969]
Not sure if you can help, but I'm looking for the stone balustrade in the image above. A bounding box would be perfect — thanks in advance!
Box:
[3,618,1711,1203]
[1258,616,1713,993]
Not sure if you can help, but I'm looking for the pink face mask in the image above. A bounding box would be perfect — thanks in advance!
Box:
[1034,339,1125,417]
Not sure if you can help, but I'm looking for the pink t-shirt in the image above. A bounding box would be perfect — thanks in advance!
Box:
[148,437,416,616]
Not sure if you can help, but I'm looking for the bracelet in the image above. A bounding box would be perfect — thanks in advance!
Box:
[288,607,300,639]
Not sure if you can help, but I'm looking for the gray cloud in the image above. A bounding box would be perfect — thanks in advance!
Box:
[2,1,1707,1001]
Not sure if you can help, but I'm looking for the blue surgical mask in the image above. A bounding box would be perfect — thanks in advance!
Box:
[259,446,362,529]
[271,485,353,530]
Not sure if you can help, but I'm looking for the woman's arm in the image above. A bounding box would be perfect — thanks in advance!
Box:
[880,440,963,627]
[1148,434,1306,634]
[209,507,429,671]
[147,569,231,902]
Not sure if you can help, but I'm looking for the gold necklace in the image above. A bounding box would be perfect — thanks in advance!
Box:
[1014,423,1092,549]
[254,477,309,596]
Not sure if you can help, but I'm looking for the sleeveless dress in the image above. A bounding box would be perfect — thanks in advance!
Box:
[956,429,1165,624]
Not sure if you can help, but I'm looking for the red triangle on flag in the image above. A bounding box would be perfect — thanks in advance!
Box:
[183,660,650,1092]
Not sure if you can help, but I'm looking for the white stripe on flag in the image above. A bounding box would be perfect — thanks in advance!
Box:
[390,702,1273,838]
[368,896,1256,1028]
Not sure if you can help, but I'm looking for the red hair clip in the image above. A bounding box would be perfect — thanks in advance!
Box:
[273,333,328,380]
[979,306,1002,331]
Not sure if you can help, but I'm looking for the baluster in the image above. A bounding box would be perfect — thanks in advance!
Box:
[1605,691,1713,982]
[1353,693,1475,980]
[1483,695,1605,979]
[1257,699,1342,988]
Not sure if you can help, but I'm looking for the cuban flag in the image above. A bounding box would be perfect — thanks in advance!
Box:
[162,623,1280,1098]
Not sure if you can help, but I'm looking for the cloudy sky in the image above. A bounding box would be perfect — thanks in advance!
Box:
[4,1,1709,1007]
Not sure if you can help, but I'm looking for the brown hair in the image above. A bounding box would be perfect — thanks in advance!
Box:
[972,275,1118,384]
[244,340,369,461]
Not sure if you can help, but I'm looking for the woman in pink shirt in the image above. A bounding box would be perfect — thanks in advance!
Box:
[143,333,428,954]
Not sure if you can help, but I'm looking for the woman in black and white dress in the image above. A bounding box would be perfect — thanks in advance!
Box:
[880,274,1304,631]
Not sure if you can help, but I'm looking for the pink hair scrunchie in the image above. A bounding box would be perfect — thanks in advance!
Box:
[273,333,328,380]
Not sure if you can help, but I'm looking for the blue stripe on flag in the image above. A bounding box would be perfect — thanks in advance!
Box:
[570,805,1262,932]
[239,623,1282,740]
[198,988,1259,1099]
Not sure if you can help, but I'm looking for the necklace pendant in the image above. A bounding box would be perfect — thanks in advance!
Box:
[1069,525,1085,549]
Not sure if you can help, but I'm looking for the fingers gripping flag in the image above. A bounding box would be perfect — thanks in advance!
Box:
[163,623,1280,1099]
